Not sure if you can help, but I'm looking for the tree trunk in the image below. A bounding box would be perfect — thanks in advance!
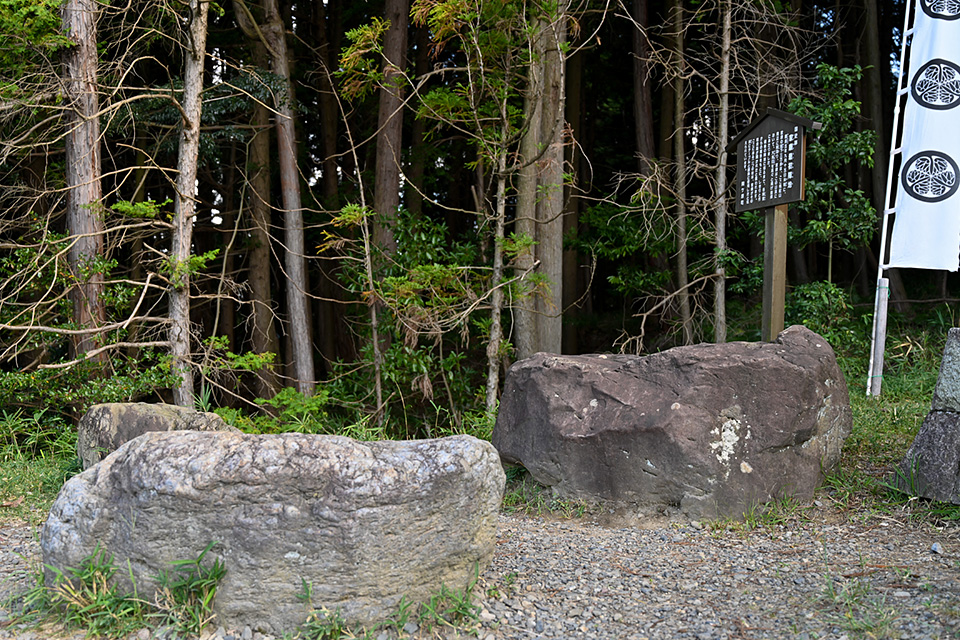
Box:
[63,0,106,361]
[169,0,210,406]
[672,0,693,345]
[406,25,430,217]
[537,3,567,355]
[247,105,282,397]
[312,0,340,209]
[485,154,509,413]
[233,0,282,398]
[515,6,567,359]
[373,0,409,255]
[514,17,545,361]
[262,0,315,395]
[713,0,730,343]
[632,0,656,176]
[563,49,583,354]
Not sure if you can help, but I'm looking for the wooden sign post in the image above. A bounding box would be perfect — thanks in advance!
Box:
[729,108,821,341]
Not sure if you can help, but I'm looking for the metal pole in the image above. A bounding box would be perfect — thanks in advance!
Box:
[867,0,916,395]
[867,278,889,396]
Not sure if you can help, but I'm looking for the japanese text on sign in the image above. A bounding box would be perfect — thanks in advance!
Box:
[735,124,804,213]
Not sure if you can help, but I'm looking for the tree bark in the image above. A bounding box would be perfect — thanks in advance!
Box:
[632,0,656,176]
[248,86,282,397]
[233,0,282,398]
[537,4,567,355]
[562,49,583,354]
[313,0,340,209]
[63,0,106,361]
[672,0,693,345]
[406,25,430,217]
[514,17,545,361]
[262,0,315,395]
[169,0,210,406]
[485,151,508,413]
[713,0,730,343]
[373,0,409,255]
[515,6,567,359]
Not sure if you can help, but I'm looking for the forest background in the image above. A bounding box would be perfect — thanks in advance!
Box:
[0,0,938,439]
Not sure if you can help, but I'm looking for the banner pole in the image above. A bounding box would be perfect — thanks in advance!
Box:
[867,0,915,396]
[867,277,889,396]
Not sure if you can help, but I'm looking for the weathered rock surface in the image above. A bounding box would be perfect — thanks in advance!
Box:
[895,411,960,504]
[897,328,960,503]
[43,431,504,634]
[932,328,960,412]
[77,402,237,469]
[492,325,851,519]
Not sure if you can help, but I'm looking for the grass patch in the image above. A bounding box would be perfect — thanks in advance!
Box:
[0,455,78,525]
[501,466,591,519]
[15,542,226,639]
[817,548,901,639]
[296,570,481,640]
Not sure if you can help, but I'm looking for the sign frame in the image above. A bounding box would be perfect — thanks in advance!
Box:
[727,108,822,341]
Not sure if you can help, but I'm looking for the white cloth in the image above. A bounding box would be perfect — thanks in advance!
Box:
[888,0,960,271]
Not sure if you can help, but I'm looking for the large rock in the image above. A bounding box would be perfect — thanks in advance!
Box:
[896,328,960,503]
[895,411,960,503]
[77,402,237,470]
[492,325,851,519]
[932,328,960,412]
[43,431,504,634]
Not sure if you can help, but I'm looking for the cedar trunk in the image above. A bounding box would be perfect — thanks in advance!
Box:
[169,0,210,406]
[63,0,106,361]
[373,0,409,255]
[263,0,316,395]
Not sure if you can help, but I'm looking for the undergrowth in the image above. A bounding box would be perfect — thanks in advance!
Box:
[294,568,481,640]
[17,541,225,638]
[500,466,591,519]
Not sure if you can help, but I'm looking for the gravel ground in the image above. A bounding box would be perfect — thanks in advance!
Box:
[2,506,959,640]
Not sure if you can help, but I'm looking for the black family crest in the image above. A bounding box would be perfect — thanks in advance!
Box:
[921,0,960,20]
[902,151,960,202]
[912,58,960,109]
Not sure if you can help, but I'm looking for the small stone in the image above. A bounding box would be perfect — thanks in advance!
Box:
[893,590,912,598]
[932,542,944,555]
[691,520,703,530]
[242,626,253,640]
[138,629,151,640]
[402,622,419,634]
[376,633,390,640]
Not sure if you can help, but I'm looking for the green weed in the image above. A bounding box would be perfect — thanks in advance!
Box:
[29,545,149,638]
[819,550,900,639]
[153,540,227,635]
[0,409,75,462]
[15,542,226,638]
[501,466,590,518]
[295,572,480,640]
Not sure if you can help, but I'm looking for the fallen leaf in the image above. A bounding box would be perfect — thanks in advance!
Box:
[1,496,24,508]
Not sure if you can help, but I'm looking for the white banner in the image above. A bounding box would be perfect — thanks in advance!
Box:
[888,0,960,271]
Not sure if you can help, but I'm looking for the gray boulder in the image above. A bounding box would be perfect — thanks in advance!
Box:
[77,402,237,469]
[492,325,851,520]
[896,329,960,503]
[932,328,960,411]
[43,431,504,634]
[895,411,960,503]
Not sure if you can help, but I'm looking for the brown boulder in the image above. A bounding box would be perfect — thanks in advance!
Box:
[77,402,238,469]
[492,325,851,519]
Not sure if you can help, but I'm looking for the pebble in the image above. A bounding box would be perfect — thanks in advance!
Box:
[2,510,960,639]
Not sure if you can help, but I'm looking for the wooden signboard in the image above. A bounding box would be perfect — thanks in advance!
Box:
[728,109,821,341]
